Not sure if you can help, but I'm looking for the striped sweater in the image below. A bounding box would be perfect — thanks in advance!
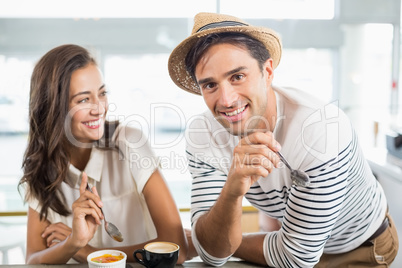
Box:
[185,86,387,267]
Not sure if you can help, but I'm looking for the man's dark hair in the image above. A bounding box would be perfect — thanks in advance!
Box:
[185,32,271,84]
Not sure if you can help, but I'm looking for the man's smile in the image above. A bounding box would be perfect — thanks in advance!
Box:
[219,104,248,122]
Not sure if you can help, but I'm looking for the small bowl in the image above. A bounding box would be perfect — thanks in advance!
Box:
[87,249,127,268]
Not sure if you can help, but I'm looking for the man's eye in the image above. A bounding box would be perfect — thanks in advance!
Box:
[233,74,244,81]
[204,83,216,90]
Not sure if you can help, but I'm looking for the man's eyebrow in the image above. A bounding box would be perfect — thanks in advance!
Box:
[197,66,247,85]
[224,66,247,77]
[70,84,105,100]
[197,77,213,86]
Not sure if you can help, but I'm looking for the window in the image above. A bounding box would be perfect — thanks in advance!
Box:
[104,54,206,208]
[274,48,334,102]
[220,0,335,20]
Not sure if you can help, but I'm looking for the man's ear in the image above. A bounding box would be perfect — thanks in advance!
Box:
[263,58,274,84]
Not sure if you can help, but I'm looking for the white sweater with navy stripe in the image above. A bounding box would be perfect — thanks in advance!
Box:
[185,86,387,267]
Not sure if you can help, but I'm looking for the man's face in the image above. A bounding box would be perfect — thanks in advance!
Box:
[195,43,276,136]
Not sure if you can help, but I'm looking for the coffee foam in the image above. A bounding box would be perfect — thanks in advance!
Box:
[145,242,179,253]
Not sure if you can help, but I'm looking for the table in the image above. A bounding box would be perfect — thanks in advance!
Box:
[0,261,262,268]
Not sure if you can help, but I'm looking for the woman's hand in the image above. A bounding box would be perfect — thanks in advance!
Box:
[69,172,103,248]
[41,222,72,248]
[25,172,104,264]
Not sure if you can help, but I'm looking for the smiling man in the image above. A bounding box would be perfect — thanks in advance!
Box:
[168,12,398,267]
[195,42,276,136]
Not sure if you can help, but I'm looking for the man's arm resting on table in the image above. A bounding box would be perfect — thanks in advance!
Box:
[194,185,244,258]
[234,233,267,266]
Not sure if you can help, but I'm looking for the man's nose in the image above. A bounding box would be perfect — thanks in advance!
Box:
[218,84,238,107]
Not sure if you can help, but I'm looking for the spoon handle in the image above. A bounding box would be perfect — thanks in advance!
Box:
[277,151,293,171]
[86,183,105,218]
[86,183,124,242]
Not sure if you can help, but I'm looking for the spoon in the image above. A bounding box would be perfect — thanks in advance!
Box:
[276,151,310,187]
[86,184,124,242]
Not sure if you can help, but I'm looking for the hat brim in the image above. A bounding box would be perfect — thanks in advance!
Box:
[168,25,282,95]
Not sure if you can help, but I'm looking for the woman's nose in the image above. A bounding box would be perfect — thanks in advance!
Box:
[91,100,106,115]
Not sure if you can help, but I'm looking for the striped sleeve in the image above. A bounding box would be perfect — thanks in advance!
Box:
[187,150,232,266]
[187,150,227,223]
[263,129,384,267]
[191,220,232,266]
[263,142,351,267]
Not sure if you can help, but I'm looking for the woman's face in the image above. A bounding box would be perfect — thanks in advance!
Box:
[68,63,108,145]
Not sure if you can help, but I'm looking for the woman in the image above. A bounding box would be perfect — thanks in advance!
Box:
[19,44,187,264]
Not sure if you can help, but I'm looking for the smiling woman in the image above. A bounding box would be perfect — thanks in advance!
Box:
[17,44,187,264]
[67,64,108,146]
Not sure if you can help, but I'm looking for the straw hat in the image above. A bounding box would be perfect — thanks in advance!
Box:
[168,12,282,95]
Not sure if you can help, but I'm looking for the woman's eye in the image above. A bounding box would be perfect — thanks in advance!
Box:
[78,98,89,103]
[100,90,108,97]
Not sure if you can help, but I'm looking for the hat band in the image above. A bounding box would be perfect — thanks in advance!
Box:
[196,21,248,33]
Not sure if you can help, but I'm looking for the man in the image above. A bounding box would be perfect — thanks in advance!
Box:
[168,12,398,267]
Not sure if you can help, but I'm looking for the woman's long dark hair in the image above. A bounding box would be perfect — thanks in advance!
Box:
[18,44,110,220]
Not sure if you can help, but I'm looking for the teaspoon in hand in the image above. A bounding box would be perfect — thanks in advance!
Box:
[277,151,310,187]
[86,184,124,242]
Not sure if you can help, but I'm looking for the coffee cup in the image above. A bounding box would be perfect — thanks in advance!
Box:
[134,241,179,268]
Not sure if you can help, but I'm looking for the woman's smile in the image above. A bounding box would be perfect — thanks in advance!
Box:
[82,118,103,129]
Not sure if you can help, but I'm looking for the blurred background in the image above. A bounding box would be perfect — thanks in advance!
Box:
[0,0,402,265]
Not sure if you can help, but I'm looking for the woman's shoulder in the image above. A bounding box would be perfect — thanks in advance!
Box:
[108,123,156,160]
[112,123,149,143]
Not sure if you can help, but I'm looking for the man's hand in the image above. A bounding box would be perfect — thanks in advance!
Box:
[185,228,198,260]
[194,132,281,260]
[226,131,281,197]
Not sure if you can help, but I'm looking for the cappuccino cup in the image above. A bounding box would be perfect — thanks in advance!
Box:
[134,241,179,268]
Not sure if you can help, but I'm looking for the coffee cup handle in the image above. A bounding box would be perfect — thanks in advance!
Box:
[134,249,147,267]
